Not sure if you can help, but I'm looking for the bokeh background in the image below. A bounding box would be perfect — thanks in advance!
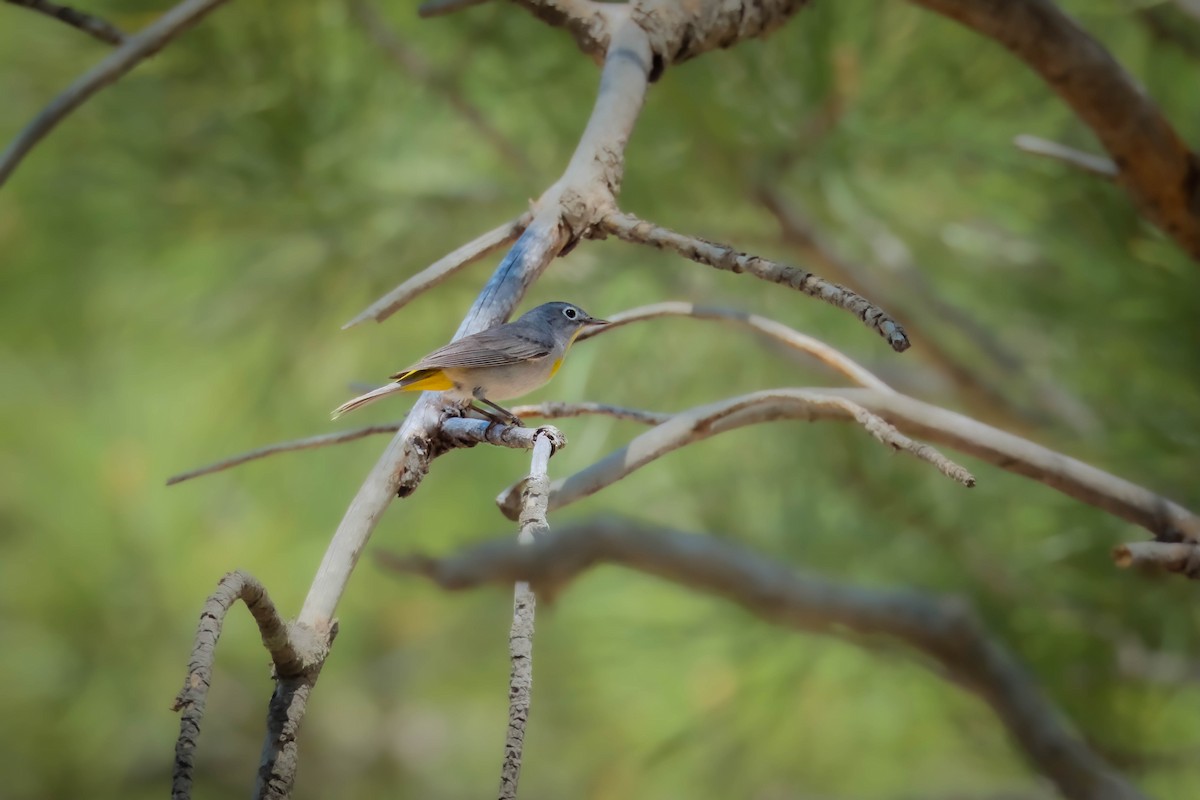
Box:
[2,1,1199,797]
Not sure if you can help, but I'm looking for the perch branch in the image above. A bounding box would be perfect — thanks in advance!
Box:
[577,301,895,393]
[499,431,556,799]
[172,571,309,800]
[5,0,127,44]
[597,211,910,352]
[1013,134,1118,178]
[0,0,231,188]
[496,389,975,520]
[343,214,530,329]
[382,519,1144,800]
[908,0,1200,259]
[1113,542,1200,579]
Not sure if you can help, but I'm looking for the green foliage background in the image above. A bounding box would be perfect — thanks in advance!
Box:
[2,1,1199,797]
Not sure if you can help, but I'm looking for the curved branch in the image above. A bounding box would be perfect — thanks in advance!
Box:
[819,388,1200,543]
[576,301,896,393]
[909,0,1200,259]
[597,212,911,351]
[382,519,1145,800]
[0,0,231,188]
[172,571,311,800]
[496,389,975,519]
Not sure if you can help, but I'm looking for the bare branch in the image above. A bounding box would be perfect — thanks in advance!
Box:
[509,400,672,426]
[1013,134,1118,178]
[908,0,1200,260]
[577,301,896,393]
[298,17,652,633]
[496,389,975,519]
[820,388,1200,543]
[343,214,530,329]
[1113,542,1200,579]
[499,431,555,799]
[383,519,1145,800]
[166,425,402,485]
[0,0,231,189]
[5,0,127,45]
[504,0,618,61]
[349,0,533,172]
[172,571,313,800]
[597,211,911,352]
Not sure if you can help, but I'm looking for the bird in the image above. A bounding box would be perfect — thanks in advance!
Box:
[331,301,608,425]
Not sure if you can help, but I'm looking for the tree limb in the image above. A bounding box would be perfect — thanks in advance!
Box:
[498,431,556,799]
[496,389,975,520]
[381,519,1145,800]
[1113,542,1200,579]
[597,211,911,351]
[5,0,127,45]
[908,0,1200,260]
[171,571,318,800]
[577,301,896,393]
[0,0,231,188]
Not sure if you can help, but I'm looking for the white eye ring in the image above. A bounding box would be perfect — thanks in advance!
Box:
[563,307,578,320]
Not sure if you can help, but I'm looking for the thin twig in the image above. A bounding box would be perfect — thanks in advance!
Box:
[343,214,530,329]
[5,0,127,44]
[499,431,556,799]
[577,301,895,393]
[172,571,309,800]
[382,519,1145,800]
[1113,542,1200,579]
[496,389,975,519]
[597,211,911,352]
[1013,134,1118,178]
[349,0,533,172]
[509,400,672,426]
[166,425,402,485]
[0,0,231,188]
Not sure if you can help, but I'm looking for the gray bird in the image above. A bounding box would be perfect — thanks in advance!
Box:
[332,301,608,424]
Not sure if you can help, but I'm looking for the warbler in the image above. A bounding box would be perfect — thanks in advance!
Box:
[332,301,607,424]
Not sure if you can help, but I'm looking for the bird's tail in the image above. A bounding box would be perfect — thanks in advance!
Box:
[330,382,407,419]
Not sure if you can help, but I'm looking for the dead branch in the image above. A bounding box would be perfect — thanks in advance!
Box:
[908,0,1200,259]
[343,214,530,329]
[819,388,1200,544]
[577,301,895,393]
[5,0,127,44]
[348,0,533,173]
[382,519,1145,800]
[1013,134,1118,178]
[0,0,231,188]
[496,389,975,520]
[499,431,556,799]
[597,212,910,351]
[1113,542,1200,579]
[172,571,315,800]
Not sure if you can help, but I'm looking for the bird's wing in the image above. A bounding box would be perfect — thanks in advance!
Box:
[391,325,553,377]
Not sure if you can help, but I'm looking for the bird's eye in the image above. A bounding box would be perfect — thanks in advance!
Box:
[563,307,578,320]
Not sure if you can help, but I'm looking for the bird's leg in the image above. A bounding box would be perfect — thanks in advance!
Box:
[472,391,524,427]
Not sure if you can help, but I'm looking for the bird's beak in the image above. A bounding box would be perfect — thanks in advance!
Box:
[585,315,609,326]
